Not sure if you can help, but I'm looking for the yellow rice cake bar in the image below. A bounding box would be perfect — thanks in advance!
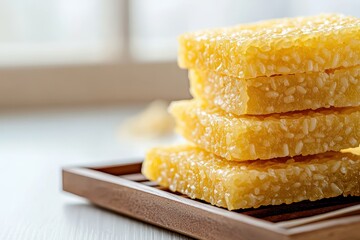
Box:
[190,66,360,115]
[169,100,360,160]
[178,14,360,79]
[142,144,360,210]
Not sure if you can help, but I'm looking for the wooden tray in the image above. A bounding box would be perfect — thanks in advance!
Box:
[62,161,360,240]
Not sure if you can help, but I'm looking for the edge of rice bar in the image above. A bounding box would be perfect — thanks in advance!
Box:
[142,144,360,210]
[190,66,360,115]
[169,100,360,160]
[178,14,360,79]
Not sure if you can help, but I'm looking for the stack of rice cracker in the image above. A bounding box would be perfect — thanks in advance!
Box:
[142,14,360,210]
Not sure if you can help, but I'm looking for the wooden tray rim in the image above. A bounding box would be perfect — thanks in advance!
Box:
[62,161,360,239]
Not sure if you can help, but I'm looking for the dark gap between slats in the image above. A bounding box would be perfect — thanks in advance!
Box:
[262,202,359,222]
[235,196,360,222]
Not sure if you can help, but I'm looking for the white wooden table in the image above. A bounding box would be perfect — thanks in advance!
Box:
[0,105,190,240]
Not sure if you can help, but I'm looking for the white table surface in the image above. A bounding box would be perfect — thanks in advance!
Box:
[0,105,190,240]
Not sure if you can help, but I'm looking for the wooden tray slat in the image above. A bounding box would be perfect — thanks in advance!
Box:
[62,161,360,240]
[121,173,148,182]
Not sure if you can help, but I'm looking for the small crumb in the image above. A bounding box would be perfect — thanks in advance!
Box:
[119,100,175,138]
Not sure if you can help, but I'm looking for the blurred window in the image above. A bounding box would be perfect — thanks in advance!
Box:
[129,0,290,61]
[0,0,360,66]
[0,0,122,66]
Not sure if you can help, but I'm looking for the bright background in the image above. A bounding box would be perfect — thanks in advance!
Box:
[0,1,359,240]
